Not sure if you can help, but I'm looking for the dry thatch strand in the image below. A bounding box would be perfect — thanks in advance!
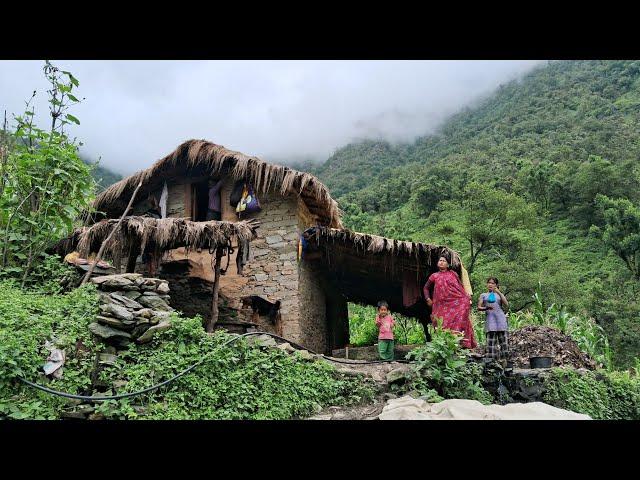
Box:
[312,227,462,269]
[94,139,342,228]
[56,216,257,259]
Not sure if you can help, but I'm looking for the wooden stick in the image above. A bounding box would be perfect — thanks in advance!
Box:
[207,246,225,333]
[81,182,143,285]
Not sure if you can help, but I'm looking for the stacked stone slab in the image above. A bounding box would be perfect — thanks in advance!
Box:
[89,273,173,348]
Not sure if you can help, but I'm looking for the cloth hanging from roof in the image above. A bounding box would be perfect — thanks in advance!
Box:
[159,181,168,218]
[461,265,472,297]
[402,271,422,307]
[236,238,250,275]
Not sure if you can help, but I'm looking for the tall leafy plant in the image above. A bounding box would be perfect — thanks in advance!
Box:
[0,61,96,284]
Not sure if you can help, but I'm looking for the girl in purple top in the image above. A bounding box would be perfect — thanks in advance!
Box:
[477,277,510,364]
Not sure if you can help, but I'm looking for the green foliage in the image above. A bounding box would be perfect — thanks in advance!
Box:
[98,319,375,420]
[0,281,100,419]
[435,181,537,273]
[314,60,640,368]
[348,303,425,346]
[404,325,493,404]
[595,194,640,279]
[543,367,640,420]
[0,61,96,285]
[0,284,375,420]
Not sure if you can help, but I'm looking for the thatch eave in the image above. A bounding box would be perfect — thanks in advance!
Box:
[51,216,259,260]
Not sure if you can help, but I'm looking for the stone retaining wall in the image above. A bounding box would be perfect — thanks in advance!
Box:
[89,273,174,348]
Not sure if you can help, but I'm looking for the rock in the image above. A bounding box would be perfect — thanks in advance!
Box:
[386,365,414,385]
[276,342,296,354]
[135,320,171,344]
[295,350,315,361]
[113,380,128,389]
[89,322,132,341]
[99,303,134,322]
[88,413,106,421]
[254,274,268,282]
[96,315,128,329]
[266,235,284,245]
[61,411,88,420]
[97,353,118,366]
[123,291,142,301]
[119,273,142,281]
[109,293,143,310]
[135,308,154,319]
[156,282,170,294]
[311,402,323,414]
[307,414,333,420]
[151,311,172,323]
[246,334,277,348]
[131,324,151,339]
[383,393,398,401]
[91,275,134,289]
[136,317,150,325]
[138,294,172,311]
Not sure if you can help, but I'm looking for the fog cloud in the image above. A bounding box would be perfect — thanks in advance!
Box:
[0,60,542,174]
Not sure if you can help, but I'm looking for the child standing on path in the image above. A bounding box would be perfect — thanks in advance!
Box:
[477,277,510,365]
[375,301,396,361]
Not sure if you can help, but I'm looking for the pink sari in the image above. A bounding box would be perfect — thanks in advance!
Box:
[424,270,476,349]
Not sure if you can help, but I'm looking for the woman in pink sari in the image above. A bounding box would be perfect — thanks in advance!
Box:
[424,256,477,349]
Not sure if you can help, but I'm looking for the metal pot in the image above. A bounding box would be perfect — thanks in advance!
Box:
[529,356,553,369]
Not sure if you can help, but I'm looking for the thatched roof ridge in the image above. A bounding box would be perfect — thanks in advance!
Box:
[94,139,342,228]
[311,227,462,267]
[51,216,258,260]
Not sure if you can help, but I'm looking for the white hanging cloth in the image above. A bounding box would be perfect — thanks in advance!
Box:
[159,181,168,218]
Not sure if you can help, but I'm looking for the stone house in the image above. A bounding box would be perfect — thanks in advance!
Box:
[64,139,466,354]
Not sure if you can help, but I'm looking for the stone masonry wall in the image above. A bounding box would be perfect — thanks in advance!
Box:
[89,273,174,348]
[297,260,327,353]
[237,191,302,340]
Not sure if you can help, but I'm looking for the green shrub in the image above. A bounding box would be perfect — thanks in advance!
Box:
[0,283,375,420]
[543,367,640,419]
[404,324,493,404]
[348,303,426,346]
[0,281,100,419]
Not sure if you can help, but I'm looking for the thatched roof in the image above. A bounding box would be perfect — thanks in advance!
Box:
[308,227,462,271]
[93,139,342,228]
[51,216,258,260]
[303,227,464,319]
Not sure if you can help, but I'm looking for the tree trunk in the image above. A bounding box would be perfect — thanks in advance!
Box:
[207,247,225,333]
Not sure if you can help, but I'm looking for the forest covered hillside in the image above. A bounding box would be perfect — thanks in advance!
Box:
[311,60,640,368]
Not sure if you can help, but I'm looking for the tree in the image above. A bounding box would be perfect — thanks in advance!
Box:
[595,195,640,279]
[437,182,537,273]
[0,61,96,284]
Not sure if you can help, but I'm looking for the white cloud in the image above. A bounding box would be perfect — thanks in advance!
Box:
[0,60,542,174]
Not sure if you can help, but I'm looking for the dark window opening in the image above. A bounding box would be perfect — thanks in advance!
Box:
[192,180,210,222]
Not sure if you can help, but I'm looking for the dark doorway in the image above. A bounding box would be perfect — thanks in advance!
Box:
[192,180,210,222]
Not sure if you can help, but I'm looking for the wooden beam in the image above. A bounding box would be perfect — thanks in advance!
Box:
[206,246,225,333]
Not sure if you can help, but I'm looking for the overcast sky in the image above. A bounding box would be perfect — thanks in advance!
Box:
[0,60,543,175]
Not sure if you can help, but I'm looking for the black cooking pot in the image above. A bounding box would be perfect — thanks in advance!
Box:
[529,356,553,369]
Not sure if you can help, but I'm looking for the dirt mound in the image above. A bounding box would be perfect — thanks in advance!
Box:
[508,325,597,370]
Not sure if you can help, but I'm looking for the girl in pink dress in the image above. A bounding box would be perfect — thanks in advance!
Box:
[423,256,477,349]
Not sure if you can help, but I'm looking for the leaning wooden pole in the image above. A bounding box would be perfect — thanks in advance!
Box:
[207,246,225,333]
[81,181,143,286]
